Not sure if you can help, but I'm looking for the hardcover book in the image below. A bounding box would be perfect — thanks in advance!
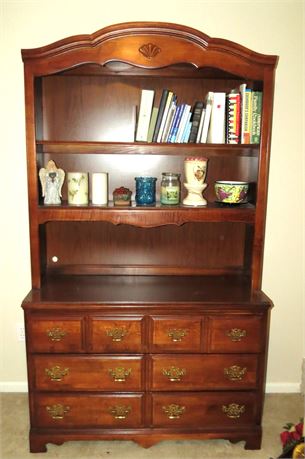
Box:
[135,89,155,142]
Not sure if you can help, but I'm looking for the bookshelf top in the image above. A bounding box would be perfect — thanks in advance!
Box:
[21,22,278,79]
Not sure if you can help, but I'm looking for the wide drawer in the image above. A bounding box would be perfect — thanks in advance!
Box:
[150,316,201,352]
[33,394,144,428]
[207,315,264,353]
[89,317,143,353]
[32,355,143,391]
[26,317,85,353]
[152,391,258,427]
[151,354,258,390]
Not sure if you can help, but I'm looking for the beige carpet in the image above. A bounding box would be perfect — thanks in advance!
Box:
[1,393,303,459]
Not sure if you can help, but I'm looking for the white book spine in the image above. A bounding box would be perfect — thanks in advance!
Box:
[207,92,226,144]
[135,89,155,142]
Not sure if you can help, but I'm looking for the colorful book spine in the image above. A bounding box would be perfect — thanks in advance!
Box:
[156,91,174,142]
[251,91,263,143]
[226,91,241,144]
[242,88,252,144]
[168,104,184,142]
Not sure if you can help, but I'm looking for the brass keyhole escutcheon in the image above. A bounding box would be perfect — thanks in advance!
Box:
[162,366,186,382]
[46,404,70,420]
[226,328,247,342]
[167,328,188,342]
[109,405,131,420]
[224,365,247,381]
[222,403,245,419]
[162,404,185,419]
[106,327,127,342]
[46,327,67,342]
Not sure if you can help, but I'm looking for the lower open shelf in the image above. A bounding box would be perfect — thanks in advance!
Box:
[24,274,270,306]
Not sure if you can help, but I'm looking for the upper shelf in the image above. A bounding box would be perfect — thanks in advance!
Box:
[37,202,255,226]
[37,141,259,157]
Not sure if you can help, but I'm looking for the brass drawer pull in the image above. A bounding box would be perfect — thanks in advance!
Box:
[224,365,247,381]
[162,404,185,419]
[226,328,247,342]
[108,367,131,382]
[109,405,131,419]
[162,366,186,382]
[46,404,70,420]
[46,327,67,342]
[45,365,69,381]
[167,328,188,342]
[106,327,127,342]
[222,403,245,419]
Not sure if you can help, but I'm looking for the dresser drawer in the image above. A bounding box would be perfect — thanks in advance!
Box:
[150,316,201,352]
[32,355,143,391]
[33,394,144,428]
[207,315,264,353]
[151,354,258,390]
[89,317,143,353]
[152,391,257,428]
[26,317,85,353]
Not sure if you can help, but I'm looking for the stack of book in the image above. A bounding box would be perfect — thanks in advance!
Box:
[135,85,262,145]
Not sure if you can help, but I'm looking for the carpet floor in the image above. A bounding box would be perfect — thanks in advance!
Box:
[1,393,303,459]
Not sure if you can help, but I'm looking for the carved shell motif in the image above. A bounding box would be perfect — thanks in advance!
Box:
[139,43,161,59]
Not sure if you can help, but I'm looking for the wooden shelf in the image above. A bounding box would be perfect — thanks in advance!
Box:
[23,274,271,306]
[36,140,259,157]
[37,201,255,226]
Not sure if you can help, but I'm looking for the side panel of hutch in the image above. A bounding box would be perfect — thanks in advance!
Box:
[21,22,278,452]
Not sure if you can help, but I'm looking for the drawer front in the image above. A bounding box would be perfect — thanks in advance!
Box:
[33,394,144,428]
[33,355,143,391]
[152,392,257,428]
[207,315,263,353]
[27,318,84,353]
[151,354,258,390]
[90,317,143,353]
[150,316,201,352]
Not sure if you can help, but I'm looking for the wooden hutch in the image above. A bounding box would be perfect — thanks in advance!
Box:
[21,22,278,452]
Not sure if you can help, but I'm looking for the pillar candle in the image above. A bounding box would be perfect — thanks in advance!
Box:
[67,172,89,205]
[91,172,108,205]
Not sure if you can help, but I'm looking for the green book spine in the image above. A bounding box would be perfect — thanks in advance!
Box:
[251,91,263,143]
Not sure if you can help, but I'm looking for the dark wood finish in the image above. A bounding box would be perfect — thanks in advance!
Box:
[21,22,277,452]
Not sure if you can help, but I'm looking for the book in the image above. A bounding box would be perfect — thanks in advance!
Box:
[168,103,184,142]
[250,91,263,143]
[135,89,155,141]
[196,108,206,143]
[207,92,226,143]
[226,90,241,144]
[176,104,191,143]
[147,106,159,143]
[152,89,169,142]
[242,88,252,143]
[161,99,177,142]
[200,91,213,143]
[188,101,204,143]
[156,91,174,142]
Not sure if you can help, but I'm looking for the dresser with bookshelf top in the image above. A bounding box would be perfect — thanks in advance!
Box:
[21,22,278,452]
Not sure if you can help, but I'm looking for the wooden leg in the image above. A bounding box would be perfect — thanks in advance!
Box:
[29,436,47,453]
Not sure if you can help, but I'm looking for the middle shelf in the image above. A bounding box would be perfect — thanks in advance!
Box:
[37,202,255,226]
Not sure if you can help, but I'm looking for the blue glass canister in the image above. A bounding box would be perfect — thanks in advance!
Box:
[135,176,157,206]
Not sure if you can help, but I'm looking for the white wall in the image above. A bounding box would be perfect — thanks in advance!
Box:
[1,0,304,392]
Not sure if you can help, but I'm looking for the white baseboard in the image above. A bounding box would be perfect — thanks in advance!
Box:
[0,382,28,392]
[265,382,301,393]
[0,381,301,393]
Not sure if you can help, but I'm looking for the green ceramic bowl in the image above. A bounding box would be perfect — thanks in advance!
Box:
[215,181,249,204]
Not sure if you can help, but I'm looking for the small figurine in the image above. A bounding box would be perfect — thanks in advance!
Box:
[39,160,65,205]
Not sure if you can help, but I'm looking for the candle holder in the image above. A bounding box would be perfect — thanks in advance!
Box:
[135,176,157,206]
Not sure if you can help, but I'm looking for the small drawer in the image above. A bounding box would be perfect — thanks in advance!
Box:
[152,391,257,428]
[32,355,143,391]
[90,317,143,353]
[207,315,263,353]
[26,317,84,353]
[150,354,258,390]
[34,393,144,428]
[150,316,201,352]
